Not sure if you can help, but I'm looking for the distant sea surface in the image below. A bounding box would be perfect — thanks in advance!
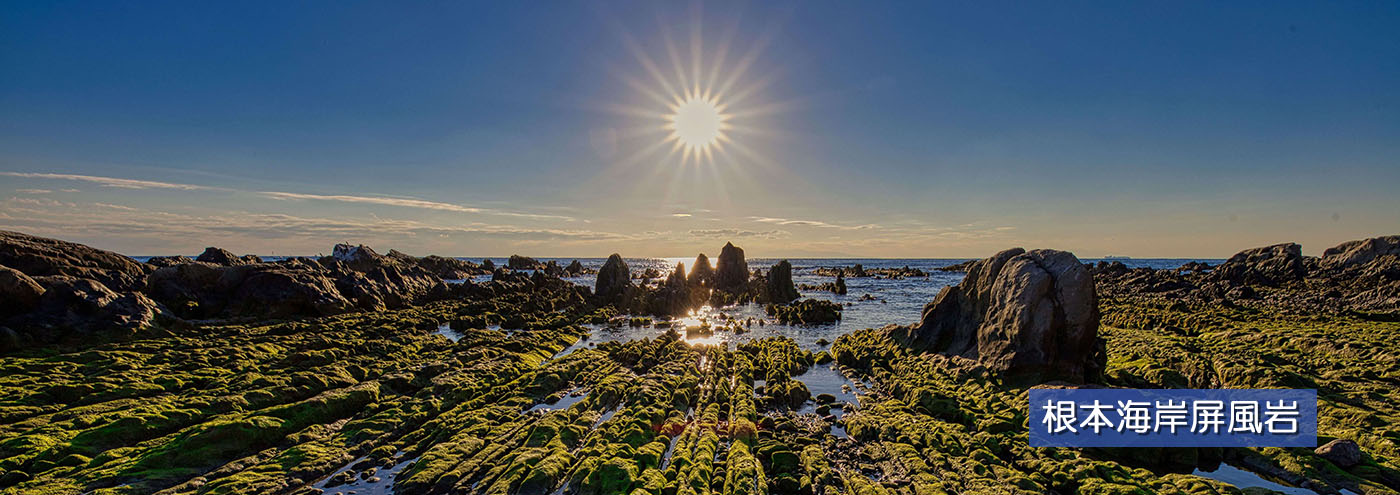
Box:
[132,255,1219,351]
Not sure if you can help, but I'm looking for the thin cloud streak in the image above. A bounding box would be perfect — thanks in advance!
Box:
[0,172,216,191]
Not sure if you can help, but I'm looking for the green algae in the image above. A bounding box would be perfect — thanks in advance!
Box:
[1,286,1398,494]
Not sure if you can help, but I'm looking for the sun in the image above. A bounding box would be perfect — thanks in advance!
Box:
[667,94,729,152]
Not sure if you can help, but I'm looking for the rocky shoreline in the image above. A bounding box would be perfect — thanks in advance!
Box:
[0,229,1397,494]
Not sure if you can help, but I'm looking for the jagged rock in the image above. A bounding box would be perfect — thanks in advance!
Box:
[0,265,45,316]
[714,242,748,293]
[481,258,496,270]
[835,273,847,295]
[637,267,663,280]
[1211,243,1305,287]
[145,255,194,268]
[1315,439,1362,468]
[689,253,714,288]
[543,261,565,278]
[566,260,584,276]
[895,248,1104,384]
[332,243,384,265]
[653,263,691,315]
[508,255,542,270]
[195,247,258,266]
[0,230,152,292]
[766,260,800,304]
[1321,235,1400,270]
[596,254,631,301]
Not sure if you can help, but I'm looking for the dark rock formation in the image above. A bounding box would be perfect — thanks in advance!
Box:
[0,265,45,316]
[196,247,259,266]
[652,263,692,315]
[893,248,1104,384]
[543,261,565,278]
[26,276,163,335]
[835,273,847,295]
[689,253,713,288]
[1314,439,1362,468]
[481,258,496,270]
[566,260,584,276]
[508,255,543,270]
[332,243,384,266]
[1321,235,1400,269]
[765,299,841,324]
[766,260,800,304]
[1210,243,1305,287]
[145,255,194,268]
[385,249,485,280]
[714,242,748,293]
[595,254,631,301]
[0,230,151,292]
[938,260,976,272]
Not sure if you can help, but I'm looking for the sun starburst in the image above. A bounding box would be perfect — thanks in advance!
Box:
[665,90,730,162]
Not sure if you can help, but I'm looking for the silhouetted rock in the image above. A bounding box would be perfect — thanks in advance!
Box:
[1211,243,1305,287]
[0,265,45,316]
[714,242,749,293]
[766,260,800,303]
[196,247,258,266]
[596,254,631,301]
[836,273,847,295]
[895,248,1104,384]
[566,260,584,276]
[0,230,151,292]
[481,258,496,270]
[689,253,714,288]
[508,255,543,270]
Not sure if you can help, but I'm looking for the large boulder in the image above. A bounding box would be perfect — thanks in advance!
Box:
[0,230,151,292]
[508,255,543,270]
[1211,243,1305,287]
[689,253,714,288]
[332,243,384,266]
[766,260,800,303]
[565,260,585,276]
[0,265,45,316]
[596,254,631,301]
[145,255,194,268]
[895,248,1104,384]
[714,242,749,293]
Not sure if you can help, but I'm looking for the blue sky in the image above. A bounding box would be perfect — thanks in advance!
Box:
[2,1,1397,257]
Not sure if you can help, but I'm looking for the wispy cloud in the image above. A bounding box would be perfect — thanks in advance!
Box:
[688,228,789,239]
[259,191,576,221]
[748,216,879,230]
[0,172,215,191]
[1,171,574,222]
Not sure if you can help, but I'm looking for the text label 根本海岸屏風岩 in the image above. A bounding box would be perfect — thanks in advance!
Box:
[1029,388,1316,447]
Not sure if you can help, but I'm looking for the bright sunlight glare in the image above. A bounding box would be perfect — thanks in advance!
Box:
[668,96,728,152]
